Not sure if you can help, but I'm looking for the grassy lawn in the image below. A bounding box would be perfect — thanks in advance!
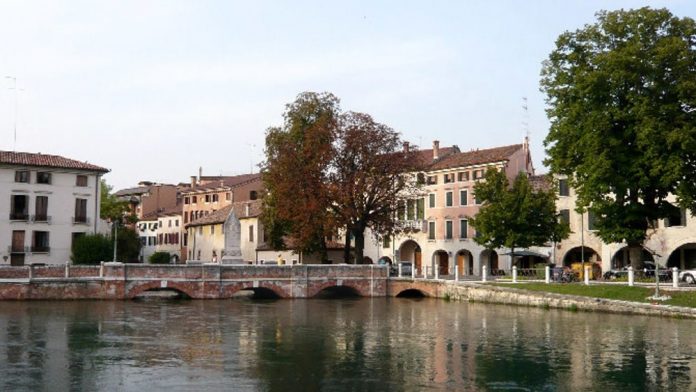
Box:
[489,283,696,308]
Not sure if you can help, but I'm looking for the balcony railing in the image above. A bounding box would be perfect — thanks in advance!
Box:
[8,245,30,253]
[30,246,50,253]
[73,216,90,225]
[396,219,425,232]
[32,215,52,223]
[9,212,29,221]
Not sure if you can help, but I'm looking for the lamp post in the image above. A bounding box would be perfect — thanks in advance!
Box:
[113,220,118,262]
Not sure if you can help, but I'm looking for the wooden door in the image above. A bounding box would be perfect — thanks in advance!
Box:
[11,230,25,253]
[439,253,449,275]
[456,254,464,276]
[415,250,422,274]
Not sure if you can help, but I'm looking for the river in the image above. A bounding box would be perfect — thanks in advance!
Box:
[1,297,694,391]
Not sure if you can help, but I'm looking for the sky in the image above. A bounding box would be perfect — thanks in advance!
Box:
[0,0,693,190]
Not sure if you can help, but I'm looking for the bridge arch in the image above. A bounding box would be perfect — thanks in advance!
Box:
[395,288,428,298]
[127,280,197,299]
[220,281,289,299]
[308,280,369,298]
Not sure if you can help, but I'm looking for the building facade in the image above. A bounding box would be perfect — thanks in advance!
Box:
[0,151,109,265]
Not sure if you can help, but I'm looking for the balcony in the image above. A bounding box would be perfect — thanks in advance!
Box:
[9,212,29,221]
[8,245,30,254]
[73,216,91,225]
[396,220,425,232]
[31,245,50,253]
[32,215,52,224]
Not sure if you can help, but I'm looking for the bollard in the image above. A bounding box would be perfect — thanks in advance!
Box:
[435,265,439,280]
[673,267,679,289]
[545,266,550,284]
[65,262,70,278]
[482,265,488,282]
[628,266,634,287]
[584,266,590,285]
[398,263,402,278]
[454,264,459,282]
[411,263,415,279]
[99,261,104,278]
[512,266,518,283]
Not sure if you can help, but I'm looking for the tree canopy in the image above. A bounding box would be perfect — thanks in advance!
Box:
[541,7,696,252]
[261,92,419,263]
[100,179,130,222]
[469,170,569,263]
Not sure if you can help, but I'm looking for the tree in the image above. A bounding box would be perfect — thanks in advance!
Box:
[469,170,569,265]
[71,234,112,265]
[261,92,340,262]
[329,111,420,263]
[149,251,171,264]
[100,179,131,222]
[541,8,696,267]
[115,226,141,263]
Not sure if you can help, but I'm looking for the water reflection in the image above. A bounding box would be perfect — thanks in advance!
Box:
[0,299,694,391]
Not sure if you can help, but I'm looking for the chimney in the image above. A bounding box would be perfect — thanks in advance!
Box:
[245,203,250,217]
[432,140,440,160]
[190,176,197,187]
[198,166,202,182]
[403,141,410,153]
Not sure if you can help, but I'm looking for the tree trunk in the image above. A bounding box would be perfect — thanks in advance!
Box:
[628,245,643,269]
[343,225,352,264]
[354,228,365,265]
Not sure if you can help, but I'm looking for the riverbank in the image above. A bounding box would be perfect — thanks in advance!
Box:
[390,279,696,319]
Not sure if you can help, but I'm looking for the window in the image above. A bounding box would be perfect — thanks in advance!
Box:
[158,234,163,244]
[475,193,482,205]
[76,175,88,187]
[446,192,453,207]
[250,190,258,200]
[428,221,436,240]
[406,200,415,220]
[460,190,468,206]
[417,198,425,219]
[459,219,468,239]
[429,194,436,208]
[158,221,162,228]
[426,175,438,185]
[559,179,569,196]
[32,231,50,252]
[559,209,570,226]
[445,221,453,239]
[192,196,197,204]
[205,194,211,203]
[458,171,469,182]
[249,225,254,242]
[10,195,29,220]
[197,250,201,259]
[588,210,597,231]
[416,173,425,185]
[473,169,484,179]
[383,235,391,249]
[226,192,231,201]
[211,225,215,235]
[74,199,87,223]
[184,197,190,205]
[444,174,453,183]
[15,170,29,183]
[183,232,188,247]
[35,196,48,221]
[175,219,179,227]
[168,220,172,227]
[212,194,219,203]
[37,172,51,184]
[665,207,687,227]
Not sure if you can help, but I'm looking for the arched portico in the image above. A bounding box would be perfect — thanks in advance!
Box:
[432,250,449,275]
[667,242,696,269]
[611,246,655,269]
[456,249,474,276]
[399,240,422,274]
[562,246,601,267]
[480,249,499,274]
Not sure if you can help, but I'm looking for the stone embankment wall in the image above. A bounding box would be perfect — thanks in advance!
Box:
[0,264,388,300]
[388,279,696,319]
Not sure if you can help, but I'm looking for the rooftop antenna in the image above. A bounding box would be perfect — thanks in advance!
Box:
[522,96,530,141]
[5,76,23,151]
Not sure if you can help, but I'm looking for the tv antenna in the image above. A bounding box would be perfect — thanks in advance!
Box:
[522,96,530,140]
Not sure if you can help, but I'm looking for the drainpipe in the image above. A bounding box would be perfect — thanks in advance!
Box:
[94,174,100,234]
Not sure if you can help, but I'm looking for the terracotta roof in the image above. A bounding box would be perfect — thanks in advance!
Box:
[185,200,262,227]
[412,146,459,170]
[140,204,183,220]
[429,144,523,171]
[114,186,150,197]
[183,173,262,193]
[0,150,109,173]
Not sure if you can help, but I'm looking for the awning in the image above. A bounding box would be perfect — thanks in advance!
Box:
[501,250,549,259]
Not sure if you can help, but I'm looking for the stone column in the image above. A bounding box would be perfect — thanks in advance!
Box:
[627,266,634,287]
[545,266,550,284]
[673,267,679,289]
[482,265,487,282]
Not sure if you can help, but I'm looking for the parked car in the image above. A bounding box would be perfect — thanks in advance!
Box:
[679,269,696,284]
[603,261,670,281]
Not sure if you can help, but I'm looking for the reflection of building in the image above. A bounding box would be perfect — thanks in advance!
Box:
[363,139,536,275]
[554,177,696,272]
[0,151,109,266]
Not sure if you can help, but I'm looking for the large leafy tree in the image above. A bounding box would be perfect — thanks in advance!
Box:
[261,92,339,262]
[469,170,569,265]
[100,179,131,222]
[329,112,420,263]
[541,8,696,267]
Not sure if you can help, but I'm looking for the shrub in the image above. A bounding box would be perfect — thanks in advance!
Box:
[149,252,171,264]
[115,226,142,263]
[71,234,112,265]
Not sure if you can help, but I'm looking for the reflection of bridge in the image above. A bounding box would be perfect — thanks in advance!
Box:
[0,264,388,299]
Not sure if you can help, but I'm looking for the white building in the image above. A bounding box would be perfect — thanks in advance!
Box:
[0,151,109,266]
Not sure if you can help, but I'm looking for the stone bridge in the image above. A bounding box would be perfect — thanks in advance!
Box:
[0,263,388,300]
